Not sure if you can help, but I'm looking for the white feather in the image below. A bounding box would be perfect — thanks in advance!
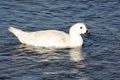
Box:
[9,23,88,48]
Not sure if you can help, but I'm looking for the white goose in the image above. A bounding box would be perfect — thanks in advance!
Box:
[9,23,90,48]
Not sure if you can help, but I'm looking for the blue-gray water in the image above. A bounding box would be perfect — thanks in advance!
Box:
[0,0,120,80]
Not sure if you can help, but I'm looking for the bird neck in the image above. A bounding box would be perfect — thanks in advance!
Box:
[69,32,83,47]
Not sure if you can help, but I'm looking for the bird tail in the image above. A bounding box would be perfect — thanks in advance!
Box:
[8,27,23,37]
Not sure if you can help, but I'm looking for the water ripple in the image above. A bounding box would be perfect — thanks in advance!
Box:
[0,0,120,80]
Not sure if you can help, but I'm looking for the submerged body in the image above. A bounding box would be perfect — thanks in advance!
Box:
[9,23,90,48]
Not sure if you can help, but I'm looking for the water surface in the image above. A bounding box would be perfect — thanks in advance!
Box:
[0,0,120,80]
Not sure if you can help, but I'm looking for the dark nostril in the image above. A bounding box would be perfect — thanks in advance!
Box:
[86,30,88,33]
[85,30,91,36]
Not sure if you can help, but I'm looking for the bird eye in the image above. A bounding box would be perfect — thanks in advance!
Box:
[80,27,82,29]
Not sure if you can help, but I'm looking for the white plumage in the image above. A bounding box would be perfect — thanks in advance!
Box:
[9,23,90,48]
